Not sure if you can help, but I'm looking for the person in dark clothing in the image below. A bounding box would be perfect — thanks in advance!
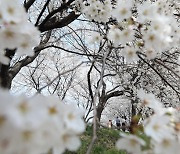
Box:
[115,116,120,130]
[122,115,126,131]
[122,122,126,131]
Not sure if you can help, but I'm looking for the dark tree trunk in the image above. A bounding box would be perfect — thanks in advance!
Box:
[131,103,136,118]
[0,49,15,89]
[96,103,104,123]
[131,98,138,119]
[0,73,12,89]
[96,90,124,125]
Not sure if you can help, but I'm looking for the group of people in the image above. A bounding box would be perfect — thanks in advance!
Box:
[108,116,126,131]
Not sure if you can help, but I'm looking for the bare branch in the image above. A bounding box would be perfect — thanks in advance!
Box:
[137,53,180,96]
[37,61,88,93]
[40,12,80,32]
[24,0,36,12]
[35,0,51,26]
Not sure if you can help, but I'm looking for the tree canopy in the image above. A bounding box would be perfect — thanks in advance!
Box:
[0,0,180,154]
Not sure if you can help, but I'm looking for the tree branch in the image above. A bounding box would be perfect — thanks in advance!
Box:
[39,11,80,32]
[24,0,36,12]
[137,53,180,96]
[35,0,51,26]
[39,0,75,27]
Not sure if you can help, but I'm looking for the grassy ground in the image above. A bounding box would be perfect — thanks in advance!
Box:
[64,125,127,154]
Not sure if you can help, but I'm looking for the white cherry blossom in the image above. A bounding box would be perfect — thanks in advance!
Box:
[63,104,85,134]
[112,0,133,22]
[145,48,158,60]
[137,89,164,113]
[0,0,27,24]
[56,130,81,153]
[89,32,103,44]
[0,51,10,65]
[107,26,122,47]
[144,114,174,142]
[52,131,81,154]
[116,133,145,154]
[120,27,134,45]
[0,89,85,154]
[137,1,158,23]
[121,46,139,63]
[153,138,180,154]
[107,26,134,47]
[143,29,164,52]
[0,26,22,49]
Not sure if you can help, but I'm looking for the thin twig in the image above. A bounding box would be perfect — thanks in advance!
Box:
[37,61,89,93]
[155,59,180,79]
[137,53,180,96]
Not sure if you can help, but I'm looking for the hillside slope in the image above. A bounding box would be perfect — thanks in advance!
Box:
[64,126,126,154]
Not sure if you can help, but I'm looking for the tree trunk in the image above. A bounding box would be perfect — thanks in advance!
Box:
[131,103,136,118]
[96,104,104,123]
[0,74,12,89]
[0,49,15,89]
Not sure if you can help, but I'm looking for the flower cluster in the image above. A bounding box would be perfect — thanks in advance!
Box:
[0,1,86,154]
[77,0,179,63]
[0,89,85,154]
[116,89,180,154]
[0,0,40,65]
[78,0,112,23]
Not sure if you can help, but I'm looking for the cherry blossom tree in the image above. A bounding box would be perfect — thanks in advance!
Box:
[0,0,180,154]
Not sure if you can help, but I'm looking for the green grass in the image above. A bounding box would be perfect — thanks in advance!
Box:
[64,125,127,154]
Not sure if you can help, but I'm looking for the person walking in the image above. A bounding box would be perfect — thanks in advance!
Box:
[121,115,126,131]
[108,120,112,128]
[115,116,120,130]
